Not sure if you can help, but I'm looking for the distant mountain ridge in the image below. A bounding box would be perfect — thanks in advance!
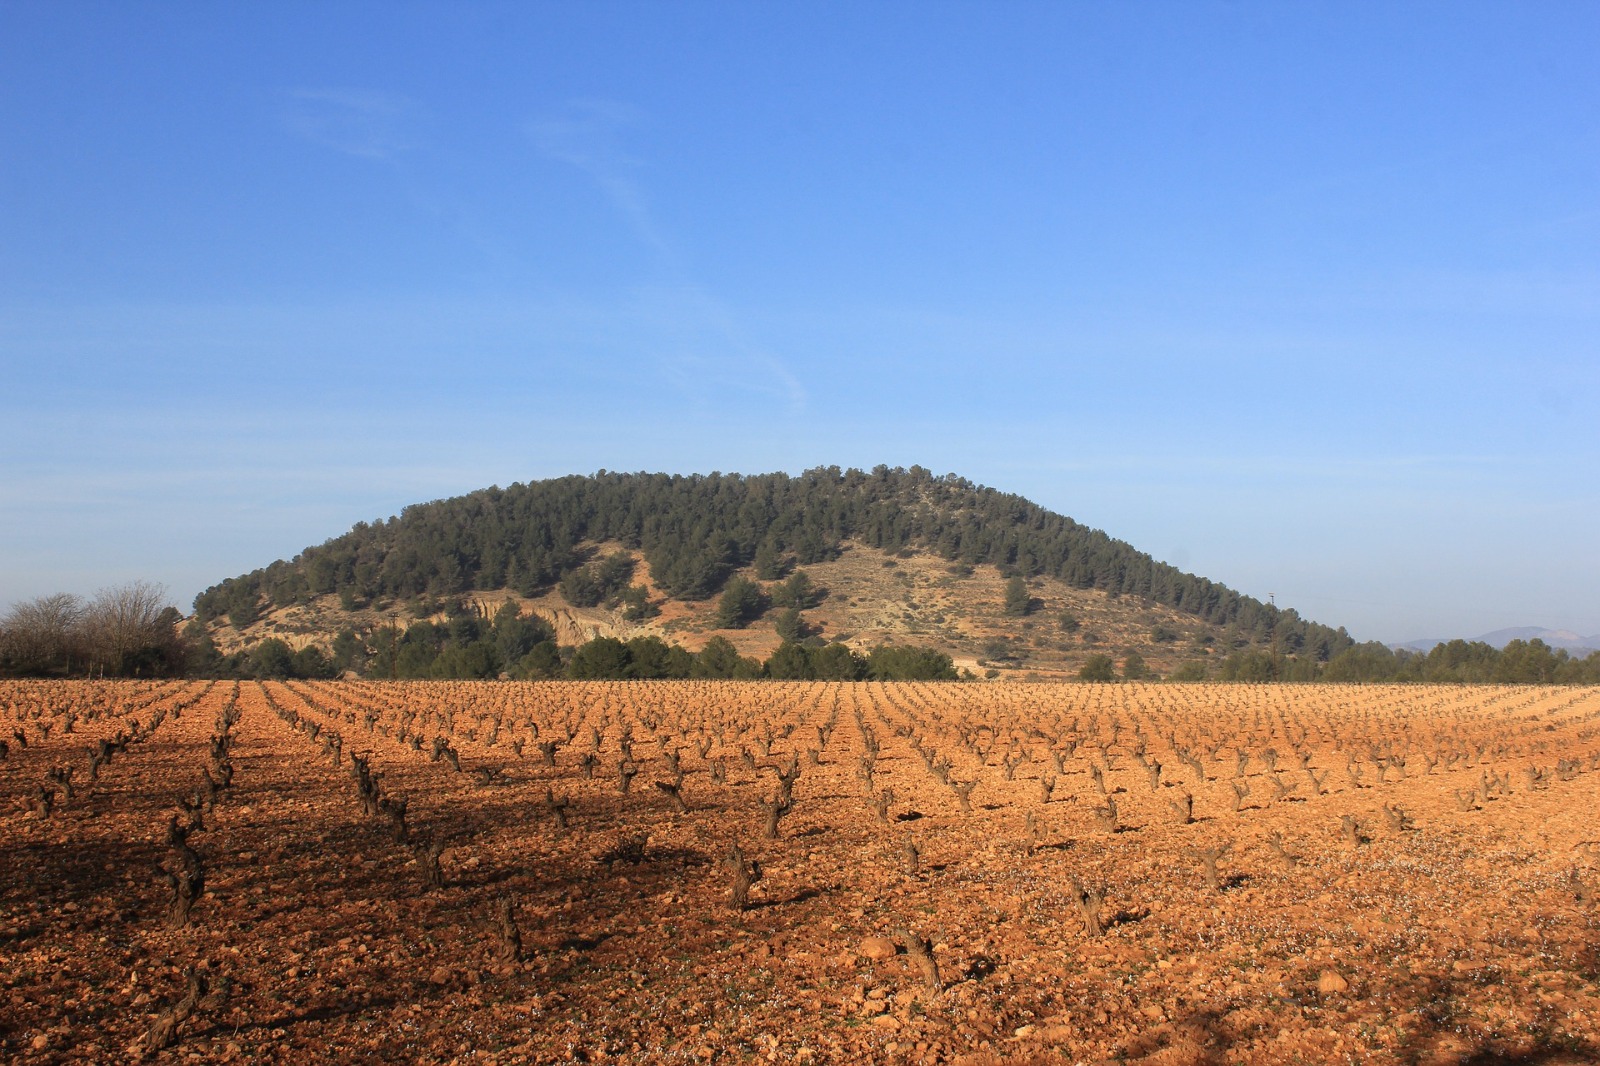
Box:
[1395,627,1600,656]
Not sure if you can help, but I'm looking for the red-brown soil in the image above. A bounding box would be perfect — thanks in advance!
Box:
[3,680,1598,1064]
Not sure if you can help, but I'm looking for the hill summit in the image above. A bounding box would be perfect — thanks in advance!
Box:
[191,466,1352,679]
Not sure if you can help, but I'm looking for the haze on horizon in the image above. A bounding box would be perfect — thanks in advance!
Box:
[2,2,1596,646]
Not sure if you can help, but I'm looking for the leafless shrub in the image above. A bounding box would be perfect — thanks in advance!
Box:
[902,840,920,876]
[774,758,801,803]
[1453,788,1478,812]
[1195,841,1233,890]
[726,844,762,911]
[378,795,408,844]
[26,784,56,818]
[1002,753,1023,781]
[138,967,207,1055]
[897,927,942,991]
[1024,811,1042,854]
[47,766,75,803]
[1230,780,1250,812]
[1340,814,1364,847]
[1266,831,1300,867]
[760,793,792,839]
[351,755,382,818]
[197,770,219,812]
[88,740,110,780]
[489,896,522,964]
[1038,774,1056,803]
[415,837,446,891]
[654,780,689,814]
[159,817,205,928]
[176,793,205,834]
[544,788,571,830]
[1069,878,1105,937]
[617,760,639,794]
[872,788,894,825]
[597,831,650,866]
[1178,750,1205,783]
[1381,803,1412,833]
[1166,791,1194,826]
[950,779,977,814]
[1092,796,1119,834]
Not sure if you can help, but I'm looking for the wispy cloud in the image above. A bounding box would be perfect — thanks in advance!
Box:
[528,100,808,415]
[527,100,671,261]
[280,88,421,159]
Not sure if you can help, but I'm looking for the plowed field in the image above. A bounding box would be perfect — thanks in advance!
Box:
[3,680,1598,1064]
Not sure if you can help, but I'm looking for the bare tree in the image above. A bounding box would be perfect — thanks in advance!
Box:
[0,592,85,674]
[82,581,178,676]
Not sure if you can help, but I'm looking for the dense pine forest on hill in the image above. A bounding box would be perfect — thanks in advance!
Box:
[194,466,1349,656]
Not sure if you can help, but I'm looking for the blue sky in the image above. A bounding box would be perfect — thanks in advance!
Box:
[3,2,1596,644]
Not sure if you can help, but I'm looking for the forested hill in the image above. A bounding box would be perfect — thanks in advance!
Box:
[194,466,1352,660]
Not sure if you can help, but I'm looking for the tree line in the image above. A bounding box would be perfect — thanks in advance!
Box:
[0,581,187,678]
[1134,638,1600,685]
